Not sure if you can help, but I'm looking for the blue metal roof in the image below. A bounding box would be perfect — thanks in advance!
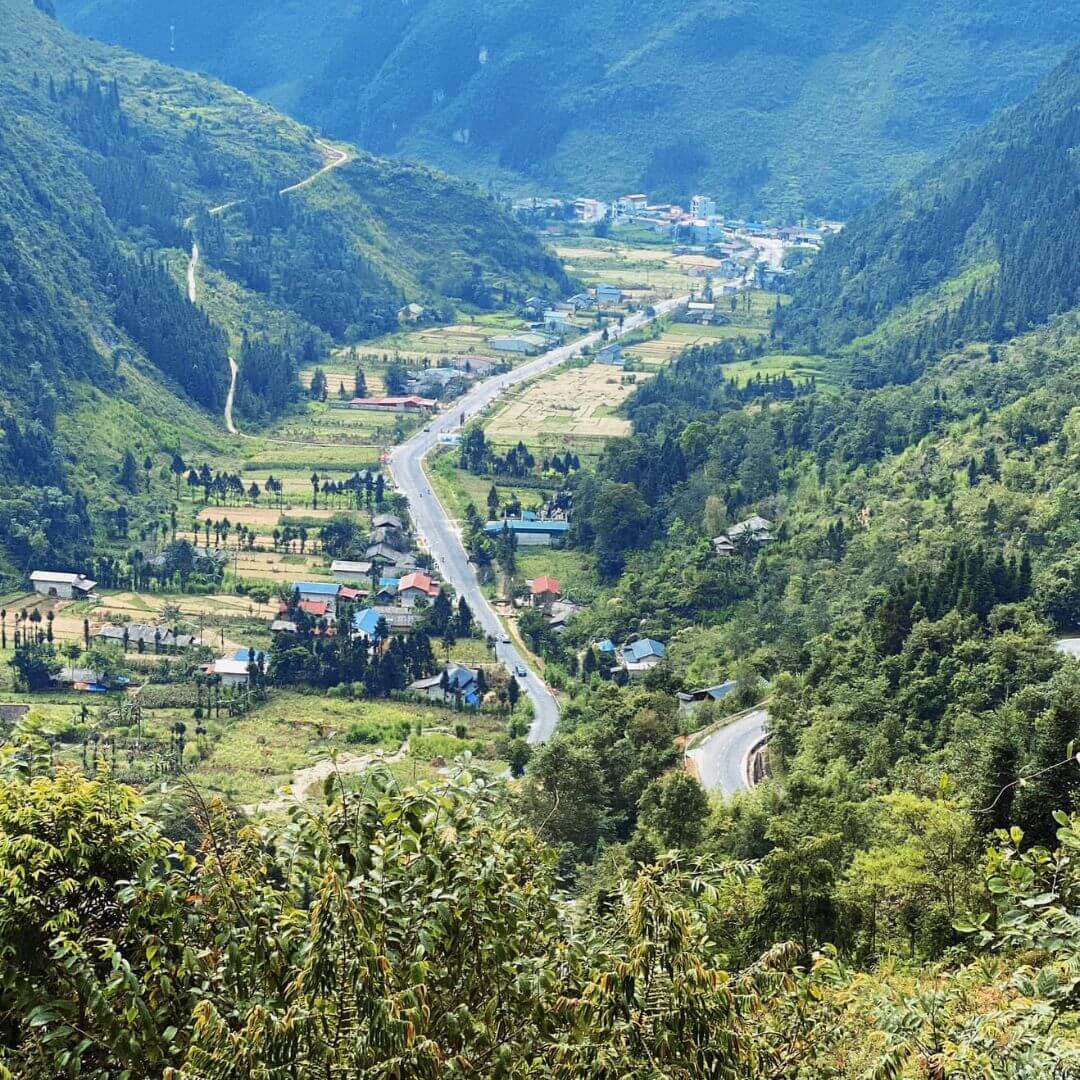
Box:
[293,582,340,596]
[484,519,570,535]
[378,576,400,590]
[623,638,667,662]
[232,648,266,663]
[353,609,383,636]
[597,639,615,653]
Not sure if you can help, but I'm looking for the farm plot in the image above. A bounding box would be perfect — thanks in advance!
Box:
[485,364,651,449]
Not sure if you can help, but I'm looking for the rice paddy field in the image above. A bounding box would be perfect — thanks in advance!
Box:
[484,363,651,451]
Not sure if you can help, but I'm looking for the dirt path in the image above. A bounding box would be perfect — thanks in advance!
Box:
[244,740,409,816]
[184,138,355,435]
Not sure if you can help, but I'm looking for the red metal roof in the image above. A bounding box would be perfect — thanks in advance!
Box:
[531,576,562,596]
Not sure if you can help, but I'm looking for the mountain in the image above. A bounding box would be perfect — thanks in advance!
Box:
[57,0,1080,218]
[0,0,567,580]
[775,46,1080,384]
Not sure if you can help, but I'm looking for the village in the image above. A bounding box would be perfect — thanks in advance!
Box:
[0,200,813,808]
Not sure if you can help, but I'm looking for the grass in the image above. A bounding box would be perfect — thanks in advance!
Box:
[427,452,550,524]
[516,548,597,602]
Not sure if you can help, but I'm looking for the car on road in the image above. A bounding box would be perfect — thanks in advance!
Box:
[499,634,511,644]
[514,664,527,678]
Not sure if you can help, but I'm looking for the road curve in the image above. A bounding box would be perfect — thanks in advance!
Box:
[185,138,354,433]
[390,296,687,743]
[686,707,768,796]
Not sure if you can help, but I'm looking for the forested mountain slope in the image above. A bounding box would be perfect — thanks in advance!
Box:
[775,46,1080,384]
[57,0,1080,217]
[0,0,566,579]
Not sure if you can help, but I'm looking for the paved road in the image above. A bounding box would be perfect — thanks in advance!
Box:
[390,295,687,743]
[686,707,768,796]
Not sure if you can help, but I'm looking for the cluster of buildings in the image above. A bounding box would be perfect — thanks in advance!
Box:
[712,515,775,557]
[493,284,629,357]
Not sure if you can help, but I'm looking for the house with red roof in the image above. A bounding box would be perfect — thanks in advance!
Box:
[298,599,336,625]
[530,576,562,610]
[397,571,441,608]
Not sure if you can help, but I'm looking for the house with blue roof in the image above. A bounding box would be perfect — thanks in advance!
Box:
[484,519,570,547]
[408,664,482,707]
[597,639,616,654]
[293,581,341,605]
[620,638,667,678]
[232,647,266,665]
[352,608,388,642]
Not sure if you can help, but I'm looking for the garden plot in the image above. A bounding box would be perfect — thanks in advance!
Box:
[485,364,651,447]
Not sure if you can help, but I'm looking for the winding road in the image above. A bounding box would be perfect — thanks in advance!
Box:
[185,138,353,433]
[685,707,768,796]
[390,296,687,743]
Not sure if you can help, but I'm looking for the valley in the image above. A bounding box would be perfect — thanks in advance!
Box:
[3,1,1080,1075]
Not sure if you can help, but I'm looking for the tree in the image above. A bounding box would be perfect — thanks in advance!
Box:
[639,769,710,849]
[10,642,61,690]
[171,451,187,498]
[118,449,141,493]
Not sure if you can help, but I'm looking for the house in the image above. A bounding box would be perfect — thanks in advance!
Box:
[397,572,440,607]
[30,571,97,600]
[374,577,400,604]
[207,657,251,688]
[682,300,717,325]
[677,680,738,715]
[372,513,404,531]
[596,639,616,656]
[232,647,266,665]
[620,638,667,677]
[352,608,386,641]
[445,355,500,376]
[594,283,624,305]
[53,667,127,693]
[573,197,608,224]
[546,600,582,633]
[408,664,481,707]
[330,559,374,583]
[293,581,341,606]
[595,343,624,366]
[566,292,596,311]
[615,194,648,217]
[530,576,562,609]
[712,534,736,557]
[373,605,419,634]
[726,516,774,548]
[270,619,298,635]
[348,395,437,414]
[490,332,551,356]
[438,433,463,446]
[95,623,200,651]
[298,599,336,624]
[690,194,717,219]
[370,525,409,551]
[338,586,366,603]
[365,544,415,571]
[483,519,570,547]
[398,302,425,322]
[543,312,578,335]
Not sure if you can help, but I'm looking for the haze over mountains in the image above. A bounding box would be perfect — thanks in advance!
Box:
[58,0,1080,216]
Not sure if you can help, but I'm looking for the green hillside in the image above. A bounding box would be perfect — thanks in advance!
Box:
[58,0,1080,217]
[775,45,1080,385]
[0,0,567,580]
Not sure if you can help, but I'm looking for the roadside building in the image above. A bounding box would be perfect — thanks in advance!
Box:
[330,559,374,583]
[594,283,624,305]
[347,395,437,414]
[490,332,552,356]
[595,343,624,366]
[677,680,738,716]
[30,571,97,600]
[530,576,562,610]
[372,513,404,531]
[483,519,570,547]
[397,571,440,608]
